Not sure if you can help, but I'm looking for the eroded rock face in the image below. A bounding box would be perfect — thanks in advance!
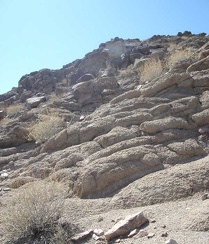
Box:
[0,124,30,148]
[110,156,209,208]
[1,33,209,204]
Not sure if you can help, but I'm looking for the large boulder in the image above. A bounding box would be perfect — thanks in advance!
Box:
[187,56,209,73]
[0,125,30,148]
[192,108,209,126]
[74,145,163,198]
[139,116,190,134]
[26,96,46,108]
[111,156,209,208]
[95,126,137,148]
[76,73,95,83]
[140,73,192,97]
[104,212,148,241]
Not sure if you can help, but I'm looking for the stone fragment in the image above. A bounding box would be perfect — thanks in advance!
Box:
[3,188,11,192]
[92,234,103,241]
[115,239,121,243]
[95,240,106,244]
[134,229,148,238]
[165,239,178,244]
[71,229,93,242]
[97,216,103,222]
[198,125,209,134]
[161,232,168,237]
[201,193,208,201]
[147,232,155,238]
[104,212,148,241]
[0,110,6,119]
[26,96,46,108]
[93,229,104,236]
[0,172,8,179]
[128,229,139,238]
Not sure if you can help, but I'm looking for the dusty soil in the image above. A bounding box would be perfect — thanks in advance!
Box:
[62,193,209,244]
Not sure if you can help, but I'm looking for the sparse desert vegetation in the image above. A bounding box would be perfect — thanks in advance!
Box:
[29,115,66,143]
[0,33,209,243]
[0,181,71,243]
[138,58,163,83]
[6,103,24,117]
[167,47,195,68]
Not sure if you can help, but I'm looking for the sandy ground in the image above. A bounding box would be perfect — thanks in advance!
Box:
[63,193,209,244]
[0,191,208,243]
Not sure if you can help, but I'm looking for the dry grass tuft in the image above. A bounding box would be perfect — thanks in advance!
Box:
[9,176,35,189]
[0,103,24,126]
[139,58,163,82]
[167,48,194,68]
[6,103,24,117]
[0,117,17,126]
[29,115,65,143]
[0,181,69,243]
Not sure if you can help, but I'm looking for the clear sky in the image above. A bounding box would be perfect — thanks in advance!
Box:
[0,0,209,94]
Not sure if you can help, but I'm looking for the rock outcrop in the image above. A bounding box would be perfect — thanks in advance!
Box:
[0,33,209,204]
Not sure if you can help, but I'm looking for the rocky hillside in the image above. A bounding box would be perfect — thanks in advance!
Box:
[1,31,209,243]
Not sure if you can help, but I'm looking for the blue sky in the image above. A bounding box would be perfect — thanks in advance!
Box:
[0,0,209,94]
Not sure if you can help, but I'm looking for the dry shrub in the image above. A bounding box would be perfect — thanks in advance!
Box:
[6,103,24,117]
[0,103,24,126]
[0,117,16,126]
[139,58,163,82]
[29,115,65,143]
[167,48,194,68]
[9,176,35,189]
[61,78,68,86]
[0,181,68,243]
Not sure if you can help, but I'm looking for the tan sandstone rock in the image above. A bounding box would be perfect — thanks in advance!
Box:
[104,212,148,241]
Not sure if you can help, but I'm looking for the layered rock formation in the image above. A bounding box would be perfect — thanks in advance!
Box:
[0,32,209,206]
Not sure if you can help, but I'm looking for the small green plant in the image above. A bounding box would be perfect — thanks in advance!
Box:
[0,181,68,243]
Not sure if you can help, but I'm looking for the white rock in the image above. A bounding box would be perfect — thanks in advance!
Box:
[104,212,148,241]
[138,229,148,237]
[147,232,155,238]
[115,239,121,243]
[165,239,178,244]
[92,234,101,241]
[1,173,8,179]
[80,115,85,121]
[93,229,104,236]
[71,229,93,241]
[128,229,139,237]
